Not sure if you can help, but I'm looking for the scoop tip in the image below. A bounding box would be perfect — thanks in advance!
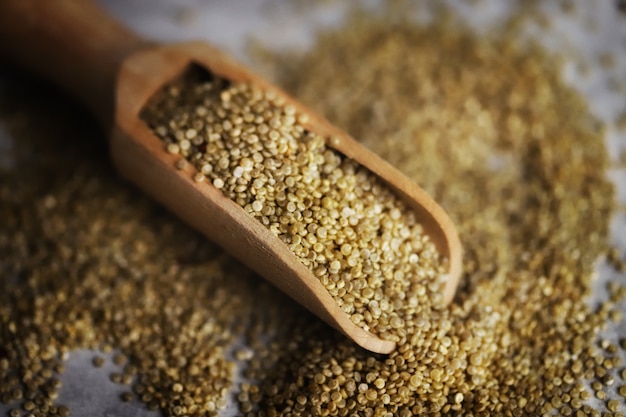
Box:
[348,329,397,354]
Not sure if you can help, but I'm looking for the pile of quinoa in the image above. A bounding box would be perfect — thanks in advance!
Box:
[1,3,625,417]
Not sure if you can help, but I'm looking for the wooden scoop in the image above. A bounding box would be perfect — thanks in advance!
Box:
[0,0,462,354]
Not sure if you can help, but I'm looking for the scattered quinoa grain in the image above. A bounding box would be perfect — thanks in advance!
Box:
[92,356,105,368]
[608,399,620,412]
[1,2,624,417]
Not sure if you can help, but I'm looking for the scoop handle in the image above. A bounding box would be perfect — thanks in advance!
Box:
[0,0,148,129]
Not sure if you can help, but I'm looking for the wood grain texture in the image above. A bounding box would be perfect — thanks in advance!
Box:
[0,0,149,129]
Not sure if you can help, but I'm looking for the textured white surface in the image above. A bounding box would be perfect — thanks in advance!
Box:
[1,1,625,415]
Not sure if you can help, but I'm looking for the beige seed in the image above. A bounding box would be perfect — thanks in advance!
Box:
[213,178,224,189]
[175,159,188,170]
[608,399,620,412]
[167,143,180,154]
[92,356,105,368]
